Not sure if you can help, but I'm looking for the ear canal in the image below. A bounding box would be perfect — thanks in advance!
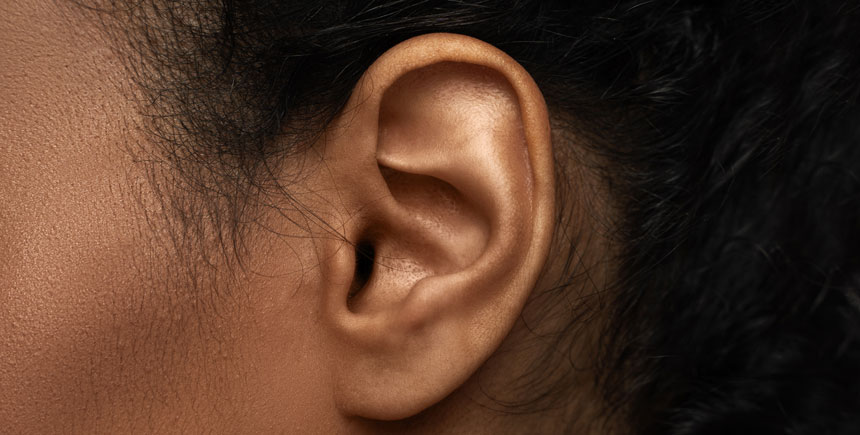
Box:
[347,241,375,305]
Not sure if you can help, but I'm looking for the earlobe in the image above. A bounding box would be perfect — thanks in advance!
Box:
[318,33,555,421]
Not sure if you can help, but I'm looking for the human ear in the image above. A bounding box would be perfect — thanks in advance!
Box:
[317,33,554,421]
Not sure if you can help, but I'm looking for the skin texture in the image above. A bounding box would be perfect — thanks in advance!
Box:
[0,2,329,432]
[1,1,605,433]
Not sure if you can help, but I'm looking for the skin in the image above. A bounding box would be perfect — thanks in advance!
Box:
[1,1,608,433]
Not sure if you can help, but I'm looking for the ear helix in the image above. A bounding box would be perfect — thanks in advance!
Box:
[320,34,556,420]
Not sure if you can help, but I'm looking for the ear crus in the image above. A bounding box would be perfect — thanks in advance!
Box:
[317,33,555,421]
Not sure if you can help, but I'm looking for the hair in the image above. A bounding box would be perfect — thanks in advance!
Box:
[84,1,860,433]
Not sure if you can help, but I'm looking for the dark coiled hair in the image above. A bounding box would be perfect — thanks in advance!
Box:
[87,1,860,433]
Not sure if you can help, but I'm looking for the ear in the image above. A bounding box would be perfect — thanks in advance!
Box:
[318,33,554,421]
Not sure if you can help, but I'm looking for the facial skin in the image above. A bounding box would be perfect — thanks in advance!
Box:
[1,1,605,433]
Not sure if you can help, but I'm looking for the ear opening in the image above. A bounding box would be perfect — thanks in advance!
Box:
[347,240,376,306]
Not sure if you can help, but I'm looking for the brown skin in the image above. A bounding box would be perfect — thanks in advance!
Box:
[1,1,608,433]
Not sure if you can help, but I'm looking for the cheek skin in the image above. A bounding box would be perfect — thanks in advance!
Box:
[0,2,337,432]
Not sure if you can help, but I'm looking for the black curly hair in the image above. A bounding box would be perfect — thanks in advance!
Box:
[85,1,860,433]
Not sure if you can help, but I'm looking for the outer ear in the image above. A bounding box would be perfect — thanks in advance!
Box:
[318,33,554,420]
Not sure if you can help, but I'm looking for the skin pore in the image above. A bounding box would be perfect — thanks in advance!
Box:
[1,1,609,433]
